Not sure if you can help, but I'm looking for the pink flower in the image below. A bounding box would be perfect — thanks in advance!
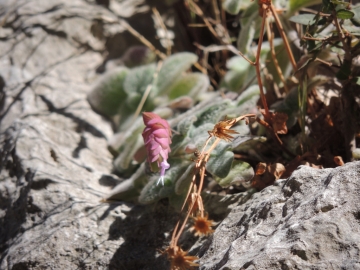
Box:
[142,112,172,185]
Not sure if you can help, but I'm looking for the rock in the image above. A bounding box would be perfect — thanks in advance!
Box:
[0,0,176,269]
[198,162,360,269]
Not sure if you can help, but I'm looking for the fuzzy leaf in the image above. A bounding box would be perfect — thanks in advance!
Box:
[232,136,267,152]
[156,52,198,94]
[222,0,252,15]
[237,2,260,53]
[87,67,128,117]
[236,84,260,106]
[351,4,360,25]
[206,141,234,179]
[138,159,189,204]
[123,63,156,95]
[193,99,232,127]
[289,0,322,15]
[113,135,144,175]
[224,56,252,92]
[263,39,292,85]
[289,14,317,25]
[216,160,254,188]
[219,85,260,122]
[175,163,196,195]
[123,63,157,108]
[343,25,360,36]
[168,72,209,99]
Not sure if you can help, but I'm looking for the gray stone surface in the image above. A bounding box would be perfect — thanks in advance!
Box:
[199,162,360,270]
[0,1,175,269]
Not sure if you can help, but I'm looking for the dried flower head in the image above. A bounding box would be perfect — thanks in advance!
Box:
[190,214,214,237]
[142,112,172,185]
[165,246,199,270]
[208,118,239,142]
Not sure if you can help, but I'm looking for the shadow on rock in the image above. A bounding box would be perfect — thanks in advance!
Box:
[107,200,179,270]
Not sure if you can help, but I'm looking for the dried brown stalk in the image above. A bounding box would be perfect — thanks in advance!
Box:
[266,18,289,93]
[152,7,172,56]
[166,114,255,269]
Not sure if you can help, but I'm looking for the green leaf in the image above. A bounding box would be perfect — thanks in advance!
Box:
[289,14,317,25]
[217,85,260,124]
[222,0,241,15]
[264,39,293,85]
[87,67,128,117]
[156,52,198,95]
[336,9,354,19]
[123,64,156,95]
[189,123,214,147]
[216,160,254,188]
[236,84,260,106]
[206,141,234,178]
[237,2,261,53]
[177,115,198,136]
[223,56,252,91]
[175,163,196,195]
[222,0,252,15]
[289,0,322,15]
[344,25,360,35]
[351,4,360,25]
[168,72,209,100]
[123,63,157,109]
[232,136,267,152]
[193,99,232,127]
[113,135,144,175]
[138,159,189,204]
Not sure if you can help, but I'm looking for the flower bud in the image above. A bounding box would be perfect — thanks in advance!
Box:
[142,112,172,185]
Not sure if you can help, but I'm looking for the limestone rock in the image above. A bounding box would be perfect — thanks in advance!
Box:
[199,162,360,269]
[0,0,173,269]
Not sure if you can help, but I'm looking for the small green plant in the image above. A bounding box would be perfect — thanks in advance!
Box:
[88,0,360,268]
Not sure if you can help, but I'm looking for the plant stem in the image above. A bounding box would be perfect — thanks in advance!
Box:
[270,4,297,71]
[255,6,270,118]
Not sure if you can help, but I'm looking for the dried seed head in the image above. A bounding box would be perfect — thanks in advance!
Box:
[209,118,239,142]
[165,246,199,270]
[190,214,214,237]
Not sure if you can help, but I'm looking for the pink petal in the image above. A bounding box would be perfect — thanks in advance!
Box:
[155,137,170,149]
[150,153,160,163]
[153,129,169,138]
[159,149,169,160]
[149,141,159,150]
[144,135,155,145]
[142,112,160,125]
[142,112,172,169]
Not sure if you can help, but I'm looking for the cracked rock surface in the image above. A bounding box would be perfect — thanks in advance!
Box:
[1,1,360,270]
[199,162,360,269]
[0,0,175,269]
